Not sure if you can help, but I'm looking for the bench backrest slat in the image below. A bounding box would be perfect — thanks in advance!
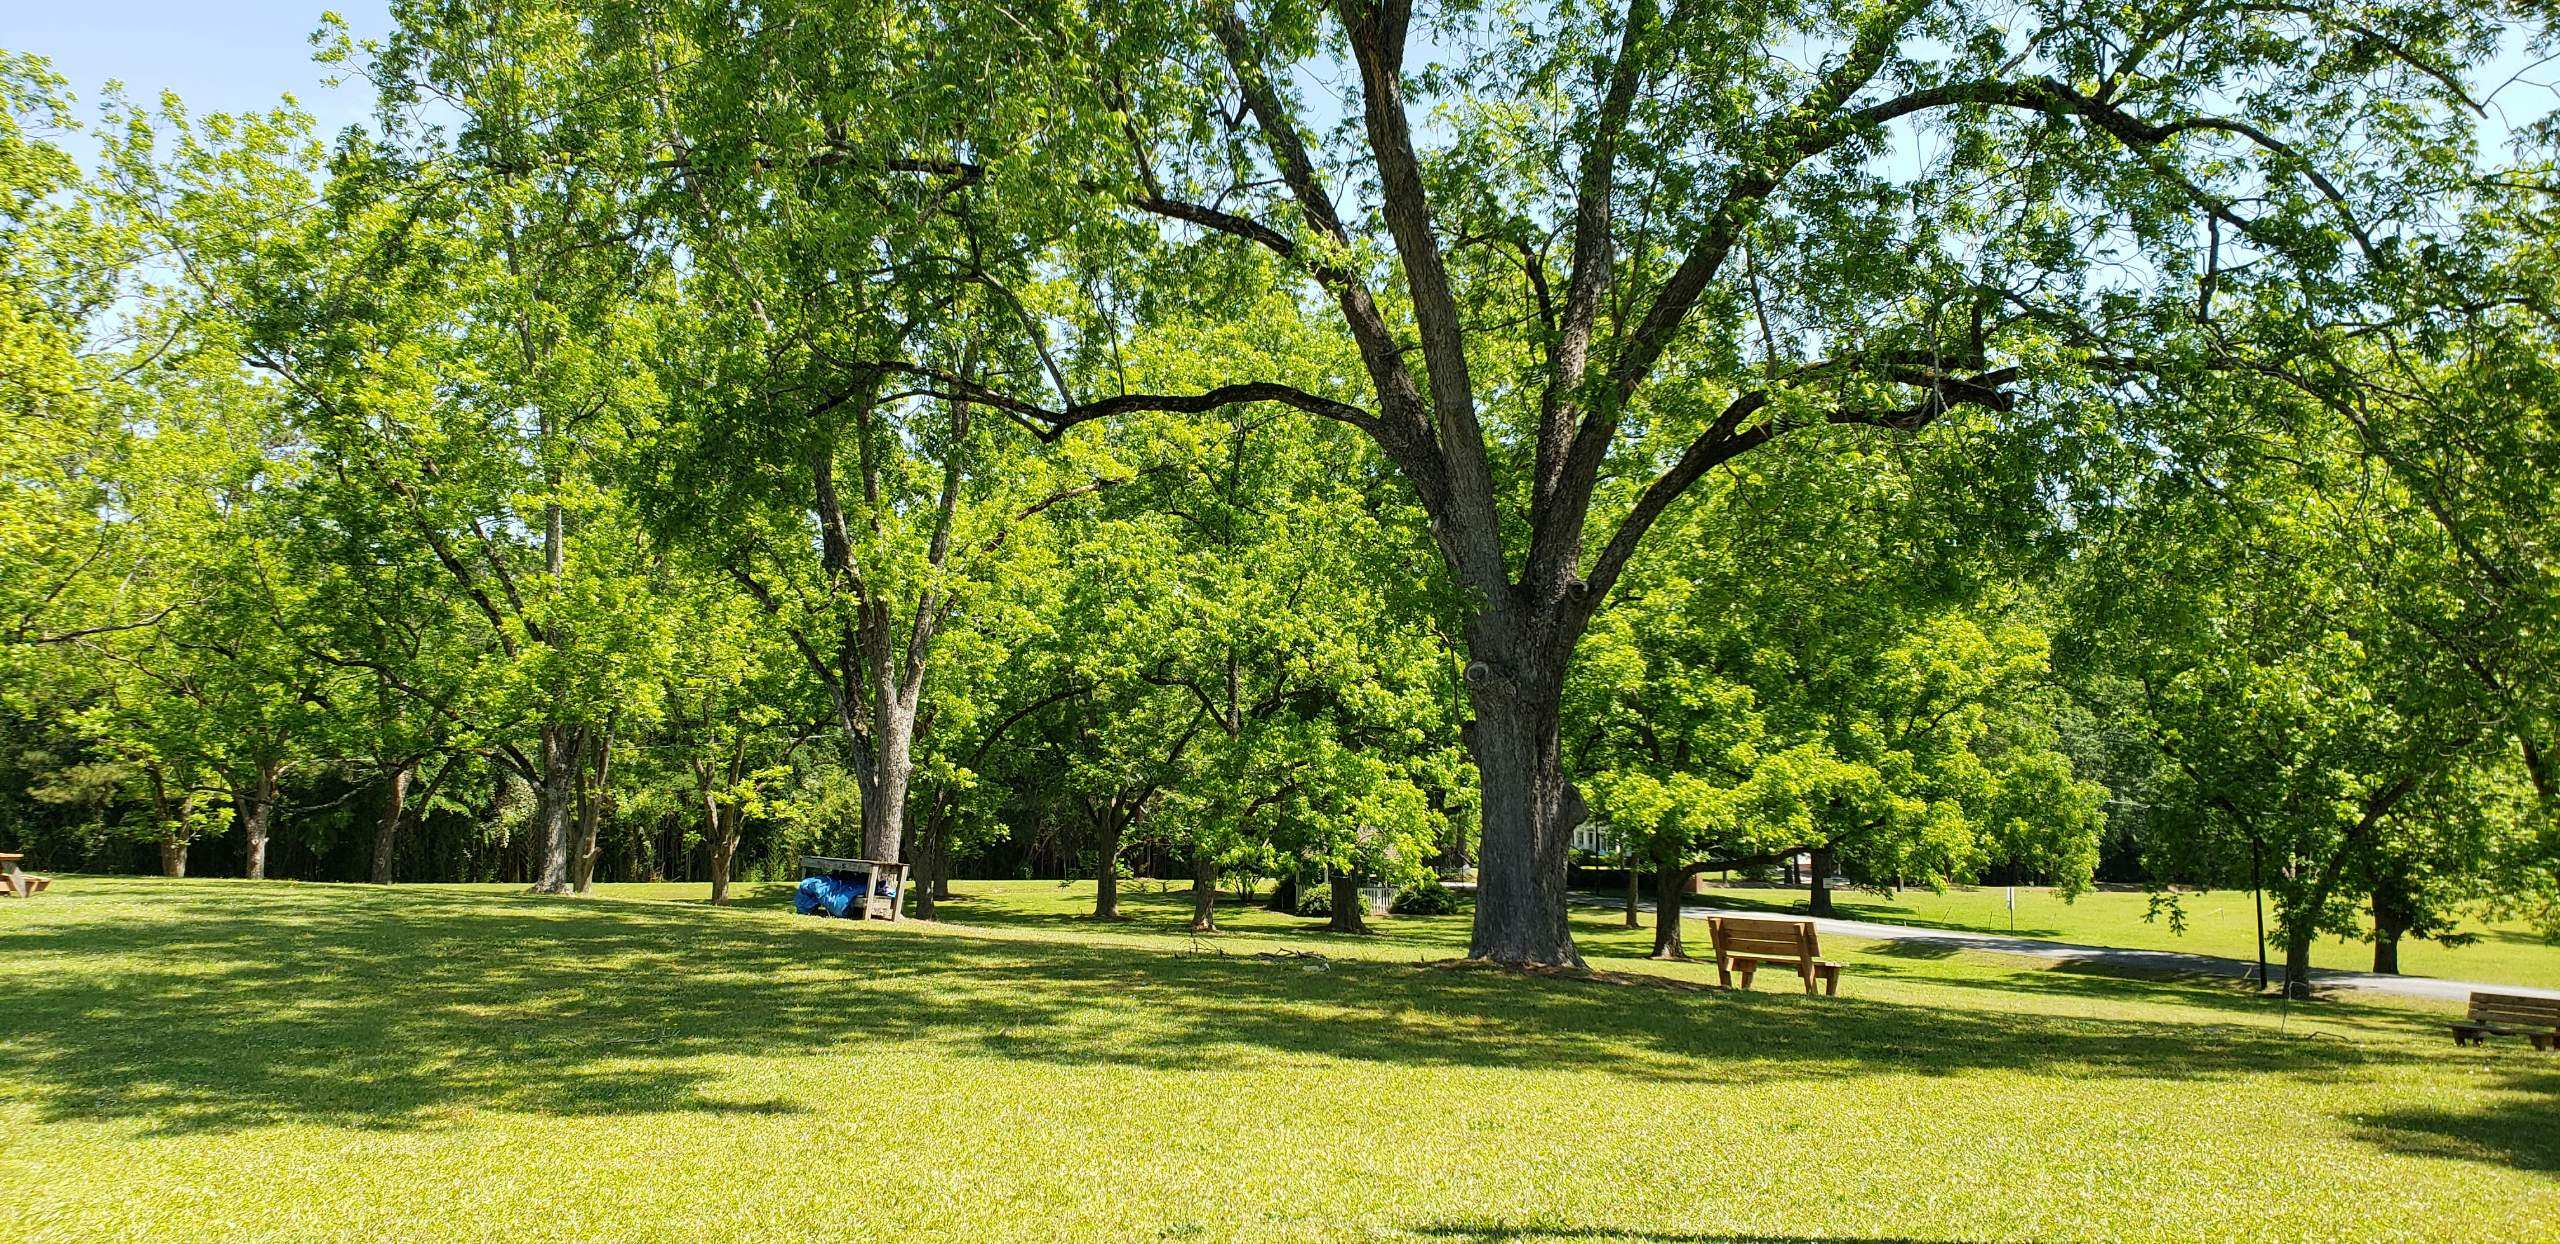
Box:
[2469,992,2560,1026]
[1710,917,1819,962]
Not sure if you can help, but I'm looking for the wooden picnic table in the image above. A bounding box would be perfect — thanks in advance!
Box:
[0,852,47,899]
[799,855,908,922]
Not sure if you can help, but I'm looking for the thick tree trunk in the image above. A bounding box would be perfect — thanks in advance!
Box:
[1463,652,1580,966]
[699,777,739,905]
[861,695,917,864]
[2371,881,2409,975]
[1651,864,1688,959]
[1327,871,1370,935]
[532,727,574,893]
[238,801,270,881]
[159,839,188,877]
[1267,871,1299,914]
[571,737,611,894]
[1190,847,1219,933]
[909,811,945,919]
[1093,820,1125,919]
[707,831,738,905]
[370,761,412,885]
[2282,928,2317,999]
[1808,845,1836,917]
[236,759,280,881]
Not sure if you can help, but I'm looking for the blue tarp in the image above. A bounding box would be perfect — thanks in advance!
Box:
[795,873,898,918]
[795,874,860,918]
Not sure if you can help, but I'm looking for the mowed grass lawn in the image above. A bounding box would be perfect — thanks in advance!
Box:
[1680,883,2560,989]
[3,878,2554,1243]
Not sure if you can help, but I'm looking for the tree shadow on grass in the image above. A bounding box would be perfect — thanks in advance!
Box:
[0,879,2422,1140]
[1860,939,1966,961]
[1841,954,2455,1042]
[2354,1064,2560,1174]
[929,882,1484,954]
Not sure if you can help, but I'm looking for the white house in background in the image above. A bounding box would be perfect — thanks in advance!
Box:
[1570,821,1620,855]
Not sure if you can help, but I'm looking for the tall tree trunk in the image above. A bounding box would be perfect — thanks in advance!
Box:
[1190,846,1219,933]
[532,727,574,893]
[531,397,573,891]
[1652,863,1689,959]
[1622,857,1641,928]
[2371,926,2402,975]
[1093,818,1125,919]
[370,761,412,885]
[707,835,736,904]
[2370,877,2410,975]
[159,839,189,877]
[861,696,916,864]
[236,758,280,881]
[1808,845,1836,917]
[697,754,744,905]
[571,734,612,894]
[1463,649,1579,966]
[909,809,945,919]
[2282,924,2318,999]
[1327,871,1370,934]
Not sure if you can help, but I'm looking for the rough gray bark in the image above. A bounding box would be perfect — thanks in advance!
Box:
[571,732,612,894]
[370,761,412,885]
[234,758,280,881]
[909,810,946,919]
[532,725,574,893]
[1093,819,1125,920]
[695,741,748,904]
[159,840,189,878]
[1190,847,1220,933]
[1462,642,1579,964]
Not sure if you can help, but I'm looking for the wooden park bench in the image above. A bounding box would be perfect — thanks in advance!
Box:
[1708,915,1844,996]
[0,853,49,899]
[799,855,908,922]
[2449,991,2560,1051]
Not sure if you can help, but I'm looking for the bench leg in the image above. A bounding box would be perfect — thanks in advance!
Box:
[1736,964,1756,990]
[1820,966,1840,997]
[2535,1034,2551,1053]
[1716,963,1732,988]
[1800,968,1817,996]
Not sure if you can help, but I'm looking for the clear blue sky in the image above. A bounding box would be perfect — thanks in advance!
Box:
[4,2,391,137]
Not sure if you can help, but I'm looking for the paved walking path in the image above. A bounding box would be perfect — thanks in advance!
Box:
[1592,895,2560,1003]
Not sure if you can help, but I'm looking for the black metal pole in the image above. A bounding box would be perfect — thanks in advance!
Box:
[2250,836,2268,993]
